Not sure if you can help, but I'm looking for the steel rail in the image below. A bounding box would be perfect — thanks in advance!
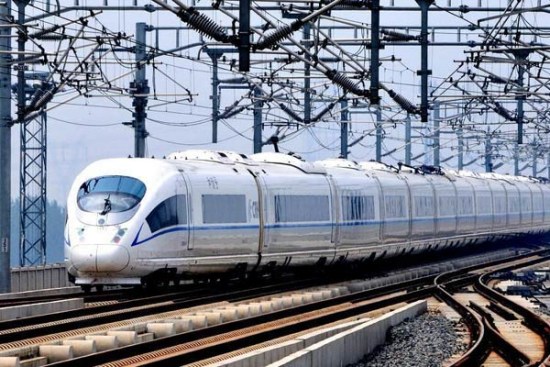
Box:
[444,250,550,366]
[48,277,436,367]
[0,275,331,344]
[44,248,550,367]
[476,265,550,366]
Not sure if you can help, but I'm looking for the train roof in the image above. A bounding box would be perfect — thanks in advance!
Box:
[166,150,257,165]
[358,161,399,172]
[317,158,361,170]
[250,152,326,174]
[162,150,547,185]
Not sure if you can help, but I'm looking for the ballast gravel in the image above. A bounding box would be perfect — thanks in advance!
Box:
[346,312,467,367]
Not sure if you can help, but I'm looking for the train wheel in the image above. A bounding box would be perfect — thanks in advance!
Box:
[81,285,92,293]
[95,285,104,293]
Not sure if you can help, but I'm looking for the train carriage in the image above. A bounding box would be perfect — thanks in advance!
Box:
[65,150,550,288]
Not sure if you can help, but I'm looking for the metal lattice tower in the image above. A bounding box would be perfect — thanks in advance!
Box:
[19,110,47,266]
[16,0,47,266]
[0,0,12,292]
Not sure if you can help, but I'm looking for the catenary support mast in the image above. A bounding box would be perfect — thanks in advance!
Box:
[0,0,11,292]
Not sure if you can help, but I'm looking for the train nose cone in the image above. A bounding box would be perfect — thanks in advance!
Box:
[70,245,130,272]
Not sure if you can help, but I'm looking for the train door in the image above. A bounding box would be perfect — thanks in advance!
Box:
[326,175,340,246]
[247,169,267,253]
[177,170,192,250]
[372,174,385,243]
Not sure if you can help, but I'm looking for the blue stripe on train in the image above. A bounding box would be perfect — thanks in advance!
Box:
[131,213,546,247]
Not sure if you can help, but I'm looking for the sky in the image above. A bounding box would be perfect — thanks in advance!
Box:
[8,0,549,205]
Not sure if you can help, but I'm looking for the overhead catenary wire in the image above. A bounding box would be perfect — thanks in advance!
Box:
[7,0,550,174]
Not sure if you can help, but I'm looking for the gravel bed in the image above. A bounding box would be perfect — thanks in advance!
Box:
[346,312,467,367]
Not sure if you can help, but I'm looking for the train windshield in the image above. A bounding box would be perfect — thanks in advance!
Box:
[77,176,146,214]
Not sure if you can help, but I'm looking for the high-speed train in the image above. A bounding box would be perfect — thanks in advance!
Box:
[65,150,550,288]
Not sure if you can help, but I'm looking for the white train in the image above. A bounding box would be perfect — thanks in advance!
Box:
[65,150,550,288]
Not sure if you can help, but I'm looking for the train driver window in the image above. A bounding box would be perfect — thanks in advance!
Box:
[77,176,146,214]
[146,195,187,233]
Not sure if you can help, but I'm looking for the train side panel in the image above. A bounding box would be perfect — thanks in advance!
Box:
[541,184,550,226]
[532,184,544,228]
[470,177,491,239]
[505,180,521,229]
[432,175,458,240]
[182,162,260,273]
[321,160,382,261]
[487,179,507,232]
[517,181,534,228]
[453,175,476,245]
[370,170,411,245]
[254,163,335,267]
[132,171,190,273]
[407,174,436,240]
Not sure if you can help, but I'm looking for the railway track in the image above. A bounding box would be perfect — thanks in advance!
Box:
[434,254,550,366]
[0,246,548,366]
[0,286,175,309]
[0,275,338,344]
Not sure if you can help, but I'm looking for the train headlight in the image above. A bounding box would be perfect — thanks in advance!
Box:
[77,227,85,242]
[112,228,127,244]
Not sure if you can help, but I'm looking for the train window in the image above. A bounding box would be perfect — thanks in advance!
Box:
[493,196,506,213]
[520,195,531,212]
[476,196,491,214]
[414,196,434,217]
[508,196,520,213]
[77,176,146,214]
[438,196,456,216]
[384,195,406,218]
[342,195,375,221]
[146,195,187,233]
[533,194,542,211]
[458,196,474,215]
[202,194,247,224]
[274,195,330,222]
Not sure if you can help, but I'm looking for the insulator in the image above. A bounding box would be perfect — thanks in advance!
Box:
[311,102,336,122]
[255,20,303,50]
[33,90,54,110]
[279,103,303,122]
[31,24,63,39]
[27,84,55,112]
[179,9,234,44]
[489,75,509,84]
[33,35,67,41]
[334,0,371,9]
[219,105,247,119]
[381,30,417,42]
[493,102,514,121]
[388,89,418,114]
[327,70,369,98]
